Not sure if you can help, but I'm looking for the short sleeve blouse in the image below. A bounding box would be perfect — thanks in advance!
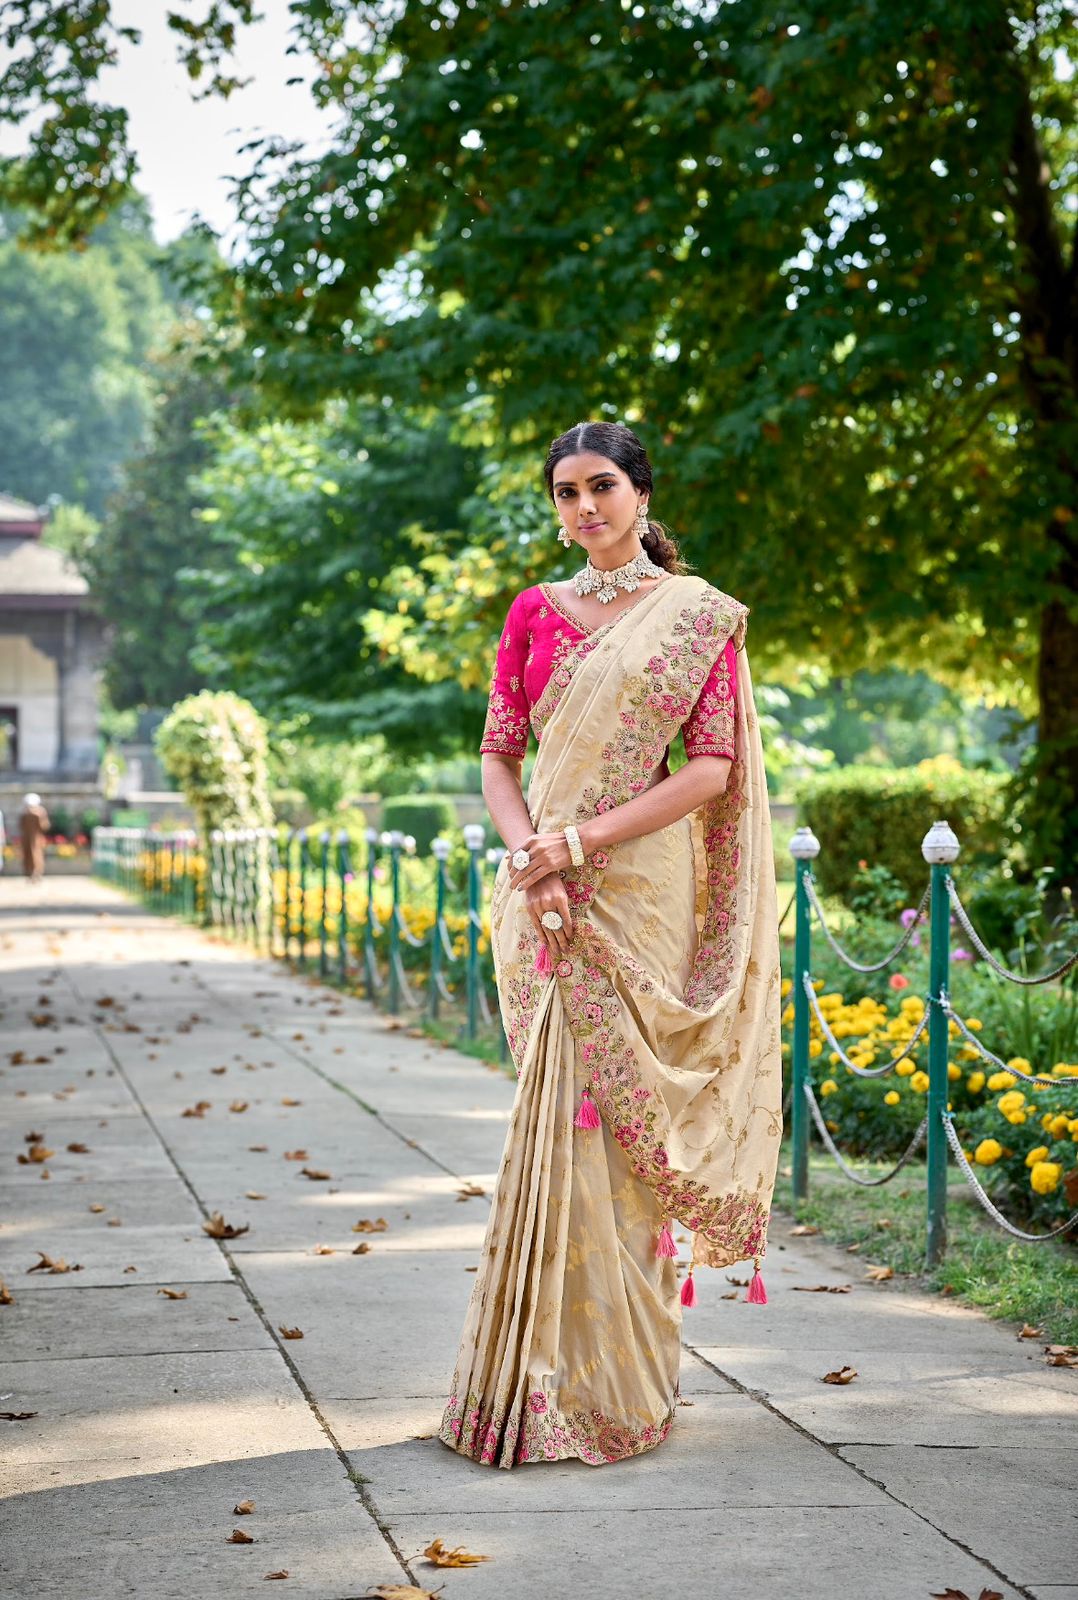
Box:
[478,585,737,760]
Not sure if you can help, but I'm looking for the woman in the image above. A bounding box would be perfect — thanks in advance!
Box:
[439,421,782,1470]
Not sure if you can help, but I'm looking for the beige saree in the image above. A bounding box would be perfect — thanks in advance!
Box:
[439,573,782,1469]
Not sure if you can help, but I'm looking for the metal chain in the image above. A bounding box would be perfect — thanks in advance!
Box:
[940,995,1074,1091]
[437,915,461,964]
[805,875,930,974]
[782,1080,793,1117]
[802,973,929,1075]
[778,888,795,930]
[804,1081,928,1185]
[940,1112,1078,1241]
[946,877,1078,986]
[390,946,420,1010]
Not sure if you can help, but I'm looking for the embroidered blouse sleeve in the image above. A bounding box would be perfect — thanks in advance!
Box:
[682,636,737,759]
[479,591,531,757]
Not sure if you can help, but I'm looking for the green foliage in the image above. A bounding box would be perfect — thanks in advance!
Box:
[154,689,273,844]
[796,758,1010,902]
[381,795,460,856]
[0,202,163,513]
[267,735,383,819]
[0,2,257,245]
[185,403,485,747]
[72,327,233,708]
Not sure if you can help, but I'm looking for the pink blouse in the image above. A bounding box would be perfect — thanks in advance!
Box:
[480,582,737,761]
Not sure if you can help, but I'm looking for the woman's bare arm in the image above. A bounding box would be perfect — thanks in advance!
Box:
[578,758,731,855]
[481,754,535,853]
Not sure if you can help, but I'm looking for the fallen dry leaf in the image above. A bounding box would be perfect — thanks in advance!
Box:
[66,1142,90,1154]
[821,1365,858,1385]
[725,1274,749,1286]
[456,1184,485,1201]
[792,1284,851,1294]
[0,1280,13,1304]
[352,1218,388,1233]
[123,1265,137,1274]
[229,1101,249,1113]
[202,1212,250,1240]
[788,1223,819,1236]
[421,1537,491,1568]
[280,1097,302,1107]
[865,1264,894,1282]
[279,1324,303,1339]
[364,1587,441,1600]
[249,1144,269,1153]
[264,1573,289,1582]
[845,1241,861,1253]
[157,1288,187,1300]
[1,1410,37,1420]
[1017,1323,1042,1340]
[352,1242,371,1255]
[245,1191,266,1201]
[300,1168,331,1181]
[227,1528,254,1544]
[312,1245,335,1256]
[106,1217,122,1227]
[211,1065,228,1075]
[234,1499,255,1514]
[88,1203,106,1213]
[17,1144,54,1164]
[283,1149,308,1161]
[930,1590,1003,1599]
[181,1101,212,1118]
[720,1290,738,1299]
[1044,1344,1078,1367]
[26,1251,81,1275]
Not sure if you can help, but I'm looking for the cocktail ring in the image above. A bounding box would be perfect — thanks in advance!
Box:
[540,910,564,930]
[511,848,531,871]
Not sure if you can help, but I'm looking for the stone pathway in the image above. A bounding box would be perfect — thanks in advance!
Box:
[1,874,1075,1599]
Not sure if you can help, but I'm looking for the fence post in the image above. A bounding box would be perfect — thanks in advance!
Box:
[461,823,486,1041]
[789,826,820,1204]
[387,830,403,1013]
[319,830,331,978]
[429,837,451,1020]
[337,831,350,985]
[364,827,381,1003]
[924,819,960,1268]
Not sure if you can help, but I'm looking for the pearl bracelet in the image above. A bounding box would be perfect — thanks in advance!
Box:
[563,823,585,868]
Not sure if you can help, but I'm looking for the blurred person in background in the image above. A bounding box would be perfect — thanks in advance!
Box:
[19,792,50,884]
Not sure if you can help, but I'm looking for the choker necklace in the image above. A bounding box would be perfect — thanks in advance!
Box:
[572,549,667,604]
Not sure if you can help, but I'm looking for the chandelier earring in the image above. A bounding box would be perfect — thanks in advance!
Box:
[557,520,573,548]
[635,502,650,540]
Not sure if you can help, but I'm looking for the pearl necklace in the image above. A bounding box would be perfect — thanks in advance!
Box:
[572,549,667,604]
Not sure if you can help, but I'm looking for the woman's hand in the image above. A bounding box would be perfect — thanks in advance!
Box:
[505,830,574,894]
[524,872,574,958]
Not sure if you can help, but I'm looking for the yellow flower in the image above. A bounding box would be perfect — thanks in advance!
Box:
[781,1004,794,1024]
[967,1071,985,1094]
[895,1060,916,1078]
[809,1038,823,1058]
[1006,1057,1032,1074]
[997,1090,1025,1114]
[1050,1113,1071,1138]
[1024,1145,1050,1168]
[820,1078,838,1096]
[884,1090,901,1106]
[964,1017,983,1031]
[947,1063,962,1082]
[1005,1110,1027,1125]
[910,1070,930,1093]
[987,1071,1017,1091]
[974,1139,1003,1165]
[812,979,825,992]
[781,978,792,998]
[1030,1161,1062,1195]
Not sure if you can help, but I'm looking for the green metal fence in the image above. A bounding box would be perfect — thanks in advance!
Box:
[787,820,1078,1266]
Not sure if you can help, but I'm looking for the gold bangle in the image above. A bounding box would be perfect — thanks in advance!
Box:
[563,823,585,868]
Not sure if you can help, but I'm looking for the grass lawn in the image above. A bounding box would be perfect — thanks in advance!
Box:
[775,1144,1078,1346]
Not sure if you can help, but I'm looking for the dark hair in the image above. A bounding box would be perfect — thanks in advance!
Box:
[542,420,694,576]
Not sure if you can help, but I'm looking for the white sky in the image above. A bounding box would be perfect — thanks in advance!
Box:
[1,0,336,245]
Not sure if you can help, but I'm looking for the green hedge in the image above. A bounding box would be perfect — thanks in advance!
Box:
[381,794,460,856]
[794,760,1010,903]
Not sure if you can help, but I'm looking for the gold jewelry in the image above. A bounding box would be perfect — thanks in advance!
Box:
[564,824,585,867]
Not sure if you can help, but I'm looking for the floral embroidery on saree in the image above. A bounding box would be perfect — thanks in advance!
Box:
[440,1385,676,1469]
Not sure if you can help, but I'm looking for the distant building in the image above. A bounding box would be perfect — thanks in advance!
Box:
[0,494,105,778]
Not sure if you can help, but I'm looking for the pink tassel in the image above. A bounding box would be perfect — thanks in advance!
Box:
[533,942,553,975]
[573,1088,601,1130]
[680,1268,697,1308]
[656,1220,678,1258]
[746,1263,768,1304]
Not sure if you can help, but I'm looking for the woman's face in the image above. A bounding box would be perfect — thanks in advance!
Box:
[550,452,646,554]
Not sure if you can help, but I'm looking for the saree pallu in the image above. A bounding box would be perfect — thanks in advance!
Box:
[439,574,782,1470]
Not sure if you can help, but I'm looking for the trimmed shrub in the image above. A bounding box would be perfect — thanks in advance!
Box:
[795,757,1009,903]
[381,794,459,856]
